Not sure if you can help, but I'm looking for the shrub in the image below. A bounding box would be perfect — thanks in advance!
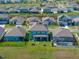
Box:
[48,32,52,41]
[25,32,29,41]
[75,0,79,4]
[31,43,35,46]
[43,44,47,46]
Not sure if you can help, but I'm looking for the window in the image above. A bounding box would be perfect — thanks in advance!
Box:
[37,32,40,34]
[40,32,45,34]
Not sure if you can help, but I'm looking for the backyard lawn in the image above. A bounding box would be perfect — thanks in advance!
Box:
[48,25,59,29]
[0,42,79,59]
[3,11,79,18]
[0,3,40,7]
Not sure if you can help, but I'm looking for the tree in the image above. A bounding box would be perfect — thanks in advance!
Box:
[75,0,79,4]
[25,32,29,45]
[48,32,52,41]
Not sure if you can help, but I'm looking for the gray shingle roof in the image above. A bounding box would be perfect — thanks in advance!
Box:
[0,14,9,20]
[0,8,7,12]
[10,16,25,24]
[52,27,73,37]
[5,27,26,37]
[29,7,40,12]
[7,8,19,12]
[27,17,41,22]
[29,23,48,31]
[42,17,55,22]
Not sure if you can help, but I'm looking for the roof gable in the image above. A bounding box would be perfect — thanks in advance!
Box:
[5,27,26,37]
[27,17,41,22]
[29,23,48,31]
[53,28,73,37]
[11,16,25,24]
[42,17,55,22]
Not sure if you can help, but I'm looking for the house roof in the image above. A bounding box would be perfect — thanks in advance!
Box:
[0,8,7,12]
[27,17,41,22]
[5,27,26,37]
[51,8,59,12]
[73,18,79,22]
[58,8,68,11]
[29,7,40,12]
[58,14,71,21]
[10,16,25,24]
[0,14,9,20]
[7,8,19,12]
[29,22,48,31]
[42,17,55,22]
[68,2,79,7]
[52,27,73,37]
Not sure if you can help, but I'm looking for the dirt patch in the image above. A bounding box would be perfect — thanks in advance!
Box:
[53,51,79,59]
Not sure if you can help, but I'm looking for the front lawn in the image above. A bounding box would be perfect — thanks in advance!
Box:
[5,24,15,28]
[0,42,79,59]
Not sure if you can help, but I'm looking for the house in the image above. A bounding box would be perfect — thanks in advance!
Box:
[18,7,29,13]
[26,17,41,26]
[4,26,26,41]
[51,7,59,13]
[57,15,72,26]
[10,16,25,25]
[52,27,75,46]
[43,7,53,13]
[0,0,5,3]
[7,8,19,13]
[0,27,5,41]
[11,0,26,3]
[42,17,55,26]
[72,17,79,25]
[0,14,9,24]
[58,8,69,13]
[43,6,59,13]
[0,8,7,14]
[13,0,23,3]
[67,2,79,11]
[67,7,75,12]
[29,22,48,41]
[0,0,12,4]
[28,7,41,14]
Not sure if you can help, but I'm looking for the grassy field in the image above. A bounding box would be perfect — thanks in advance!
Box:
[2,11,79,18]
[0,3,40,7]
[0,42,79,59]
[48,25,59,29]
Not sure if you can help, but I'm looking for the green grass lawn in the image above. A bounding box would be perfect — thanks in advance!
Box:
[5,24,15,28]
[48,25,59,29]
[3,11,79,18]
[0,3,40,7]
[0,42,79,59]
[5,24,28,29]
